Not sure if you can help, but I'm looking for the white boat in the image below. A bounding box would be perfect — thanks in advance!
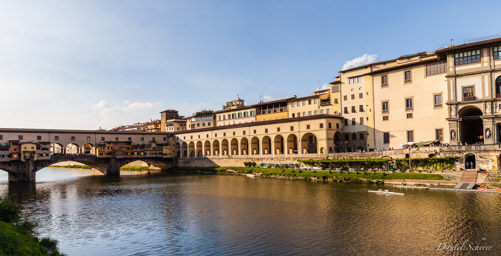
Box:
[245,173,256,178]
[368,189,404,195]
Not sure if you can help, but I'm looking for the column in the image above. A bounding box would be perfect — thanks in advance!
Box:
[271,140,275,157]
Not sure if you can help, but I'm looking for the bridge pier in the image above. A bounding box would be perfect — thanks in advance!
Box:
[7,160,36,182]
[105,158,121,177]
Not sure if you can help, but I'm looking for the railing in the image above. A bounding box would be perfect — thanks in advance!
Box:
[463,96,477,101]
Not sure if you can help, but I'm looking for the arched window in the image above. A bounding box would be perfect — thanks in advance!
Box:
[344,134,350,141]
[352,134,357,140]
[496,76,501,97]
[360,133,365,140]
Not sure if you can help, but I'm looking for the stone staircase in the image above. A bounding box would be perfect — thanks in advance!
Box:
[454,169,478,189]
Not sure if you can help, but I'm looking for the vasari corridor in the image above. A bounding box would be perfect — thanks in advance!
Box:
[1,1,501,255]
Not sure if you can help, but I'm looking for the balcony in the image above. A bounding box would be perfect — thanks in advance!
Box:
[463,96,477,101]
[320,99,331,106]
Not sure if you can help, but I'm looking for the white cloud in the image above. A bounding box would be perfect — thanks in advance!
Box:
[93,100,162,128]
[263,95,274,101]
[342,54,379,70]
[321,83,330,89]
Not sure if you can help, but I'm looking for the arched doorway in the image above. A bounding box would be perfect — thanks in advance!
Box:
[496,76,501,97]
[334,132,342,153]
[301,133,318,154]
[230,138,238,155]
[459,107,483,144]
[240,138,249,155]
[83,143,94,155]
[274,135,284,154]
[251,137,260,155]
[221,139,229,155]
[51,143,64,154]
[66,143,80,155]
[204,141,211,156]
[212,140,220,155]
[189,142,195,157]
[465,153,476,169]
[196,141,203,157]
[262,136,271,154]
[286,134,298,154]
[174,142,181,157]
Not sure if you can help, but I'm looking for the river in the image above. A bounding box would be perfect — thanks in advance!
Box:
[0,168,500,255]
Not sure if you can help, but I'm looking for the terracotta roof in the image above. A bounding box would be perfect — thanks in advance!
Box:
[214,105,256,114]
[370,56,439,75]
[0,128,172,135]
[292,95,319,101]
[214,97,294,114]
[435,37,501,54]
[173,114,342,135]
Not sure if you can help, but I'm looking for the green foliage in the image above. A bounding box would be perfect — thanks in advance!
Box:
[120,166,150,171]
[39,238,59,252]
[0,198,20,223]
[49,164,91,169]
[168,167,444,182]
[243,162,257,167]
[299,157,460,171]
[0,198,64,255]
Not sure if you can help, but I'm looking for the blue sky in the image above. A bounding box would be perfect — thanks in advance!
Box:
[1,0,500,129]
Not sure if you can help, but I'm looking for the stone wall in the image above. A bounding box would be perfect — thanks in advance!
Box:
[174,145,501,173]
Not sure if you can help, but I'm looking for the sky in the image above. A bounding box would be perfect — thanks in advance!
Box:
[1,0,500,130]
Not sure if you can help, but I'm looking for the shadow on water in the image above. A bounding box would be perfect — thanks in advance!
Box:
[1,167,501,255]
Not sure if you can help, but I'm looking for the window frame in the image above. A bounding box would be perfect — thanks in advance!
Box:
[462,86,475,101]
[407,130,414,142]
[405,97,413,110]
[495,46,501,60]
[426,62,447,76]
[454,49,481,65]
[383,132,390,144]
[381,74,388,86]
[404,70,412,82]
[434,93,443,107]
[382,101,389,113]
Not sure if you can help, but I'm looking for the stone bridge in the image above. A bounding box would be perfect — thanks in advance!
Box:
[0,154,172,182]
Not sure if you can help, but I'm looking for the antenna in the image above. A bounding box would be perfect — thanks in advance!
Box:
[450,38,453,46]
[259,92,263,103]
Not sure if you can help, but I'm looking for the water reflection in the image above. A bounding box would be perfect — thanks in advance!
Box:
[0,168,500,255]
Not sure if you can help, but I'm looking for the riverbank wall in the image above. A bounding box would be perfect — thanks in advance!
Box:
[173,145,501,173]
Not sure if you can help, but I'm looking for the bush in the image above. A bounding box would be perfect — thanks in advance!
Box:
[0,198,20,223]
[0,198,64,255]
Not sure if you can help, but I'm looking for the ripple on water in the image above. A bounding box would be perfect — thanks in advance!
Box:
[1,169,501,255]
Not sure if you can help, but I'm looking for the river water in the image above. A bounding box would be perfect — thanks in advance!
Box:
[0,168,500,255]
